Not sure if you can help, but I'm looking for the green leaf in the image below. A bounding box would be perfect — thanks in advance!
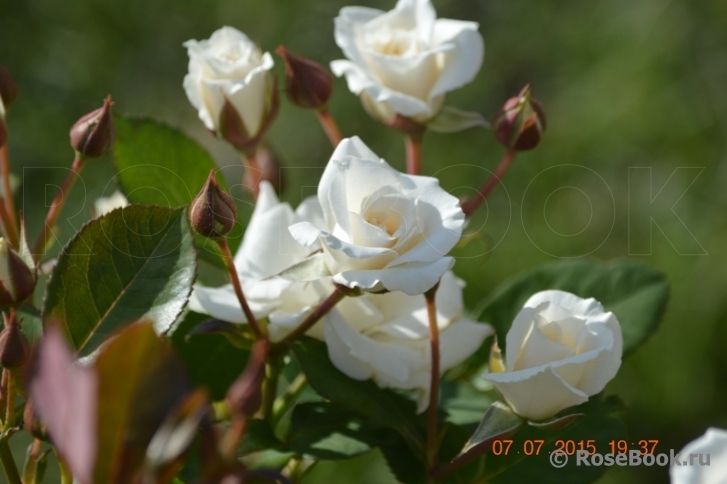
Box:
[462,402,524,454]
[93,322,193,484]
[113,115,224,207]
[428,107,490,133]
[291,339,424,457]
[42,205,196,356]
[301,449,402,484]
[472,259,668,371]
[239,419,283,455]
[288,402,372,460]
[170,311,249,401]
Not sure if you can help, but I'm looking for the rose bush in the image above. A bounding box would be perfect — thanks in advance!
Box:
[288,136,465,295]
[331,0,484,124]
[483,290,623,420]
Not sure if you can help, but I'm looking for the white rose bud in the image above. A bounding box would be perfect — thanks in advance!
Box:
[183,27,277,151]
[288,136,464,296]
[324,271,493,411]
[483,290,623,421]
[671,428,727,484]
[331,0,484,126]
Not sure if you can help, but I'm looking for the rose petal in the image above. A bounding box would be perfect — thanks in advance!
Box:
[428,19,484,99]
[333,256,454,295]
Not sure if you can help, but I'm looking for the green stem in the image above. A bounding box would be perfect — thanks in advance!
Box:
[261,351,284,421]
[0,440,21,484]
[58,455,72,484]
[272,373,308,427]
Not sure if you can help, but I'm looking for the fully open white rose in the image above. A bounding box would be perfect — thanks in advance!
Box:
[324,271,493,411]
[671,428,727,484]
[183,26,275,138]
[331,0,484,123]
[288,136,464,296]
[189,181,332,342]
[483,290,623,421]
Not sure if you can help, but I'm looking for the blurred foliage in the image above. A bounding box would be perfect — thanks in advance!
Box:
[1,0,726,482]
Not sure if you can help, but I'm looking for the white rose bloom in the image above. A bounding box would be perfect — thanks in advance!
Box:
[189,181,332,343]
[288,136,464,296]
[325,271,493,412]
[671,428,727,484]
[483,290,623,421]
[183,26,275,138]
[331,0,484,123]
[92,190,129,217]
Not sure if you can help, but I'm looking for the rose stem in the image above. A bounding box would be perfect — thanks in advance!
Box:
[261,349,284,420]
[405,132,423,175]
[241,151,261,200]
[2,309,16,431]
[0,196,18,249]
[0,145,18,243]
[275,288,345,347]
[425,283,440,473]
[32,155,85,260]
[57,455,72,484]
[461,149,517,218]
[217,239,265,340]
[0,440,21,484]
[221,414,249,462]
[316,107,343,147]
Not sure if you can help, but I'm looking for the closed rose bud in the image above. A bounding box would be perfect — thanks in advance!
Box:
[0,237,37,306]
[494,85,546,151]
[276,46,334,110]
[24,400,48,441]
[226,339,268,418]
[0,65,18,113]
[0,312,30,369]
[70,96,115,158]
[190,171,237,239]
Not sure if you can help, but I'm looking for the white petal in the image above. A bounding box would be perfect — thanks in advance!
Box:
[428,19,484,99]
[333,256,454,295]
[671,428,727,484]
[188,285,273,323]
[483,365,589,421]
[439,319,494,372]
[334,6,385,74]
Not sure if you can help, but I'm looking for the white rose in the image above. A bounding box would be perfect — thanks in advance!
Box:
[183,26,275,139]
[288,136,464,296]
[92,190,129,217]
[331,0,484,123]
[324,271,493,411]
[483,290,623,421]
[671,428,727,484]
[189,181,332,342]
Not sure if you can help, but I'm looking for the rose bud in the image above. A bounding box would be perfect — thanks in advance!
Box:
[226,339,268,418]
[0,312,30,369]
[0,65,18,112]
[494,85,546,151]
[0,237,37,306]
[276,46,334,110]
[190,171,237,239]
[70,96,115,158]
[24,399,48,441]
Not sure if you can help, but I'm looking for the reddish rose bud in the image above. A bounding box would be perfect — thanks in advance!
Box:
[190,171,237,239]
[0,237,37,306]
[24,399,48,441]
[276,46,334,110]
[494,85,546,151]
[0,65,18,111]
[70,96,115,158]
[0,312,30,369]
[226,339,269,418]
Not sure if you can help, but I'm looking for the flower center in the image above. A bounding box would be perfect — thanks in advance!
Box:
[366,26,419,57]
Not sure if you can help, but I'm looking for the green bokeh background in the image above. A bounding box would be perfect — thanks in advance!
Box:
[1,0,726,482]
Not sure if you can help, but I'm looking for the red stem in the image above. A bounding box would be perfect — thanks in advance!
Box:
[316,108,343,147]
[0,145,18,245]
[275,288,345,346]
[425,287,440,471]
[405,132,423,175]
[461,150,517,218]
[218,239,265,340]
[33,155,84,260]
